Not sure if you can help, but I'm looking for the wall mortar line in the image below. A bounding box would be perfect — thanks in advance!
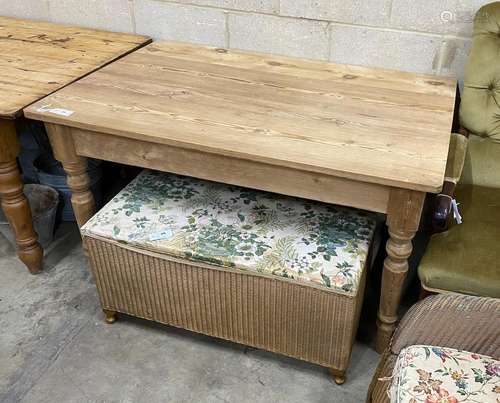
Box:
[224,11,230,48]
[129,0,137,34]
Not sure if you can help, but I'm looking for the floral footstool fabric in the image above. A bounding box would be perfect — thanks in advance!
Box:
[390,345,500,403]
[81,170,378,294]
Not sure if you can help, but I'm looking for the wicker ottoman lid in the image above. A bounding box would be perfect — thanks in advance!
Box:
[81,170,377,295]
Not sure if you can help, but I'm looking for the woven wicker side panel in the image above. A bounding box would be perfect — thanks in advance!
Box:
[367,351,396,403]
[85,237,363,370]
[391,294,500,359]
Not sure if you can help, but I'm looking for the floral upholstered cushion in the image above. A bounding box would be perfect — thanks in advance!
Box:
[81,170,377,294]
[390,345,500,403]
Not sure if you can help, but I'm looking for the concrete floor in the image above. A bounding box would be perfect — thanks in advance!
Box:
[0,223,379,403]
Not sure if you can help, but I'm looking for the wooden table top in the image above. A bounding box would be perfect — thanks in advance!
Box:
[0,16,150,119]
[25,42,457,193]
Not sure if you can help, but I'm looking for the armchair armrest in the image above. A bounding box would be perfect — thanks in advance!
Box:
[433,132,469,228]
[390,294,500,359]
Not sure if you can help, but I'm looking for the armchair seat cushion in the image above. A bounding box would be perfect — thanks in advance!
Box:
[420,137,500,298]
[390,345,500,403]
[81,170,377,294]
[419,184,500,297]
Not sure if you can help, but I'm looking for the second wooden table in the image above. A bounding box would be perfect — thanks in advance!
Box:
[0,17,150,273]
[24,41,456,351]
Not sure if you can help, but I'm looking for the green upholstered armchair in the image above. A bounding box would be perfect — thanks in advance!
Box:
[418,2,500,298]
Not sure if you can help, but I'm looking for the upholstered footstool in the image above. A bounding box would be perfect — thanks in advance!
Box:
[367,294,500,403]
[81,170,378,383]
[389,345,500,403]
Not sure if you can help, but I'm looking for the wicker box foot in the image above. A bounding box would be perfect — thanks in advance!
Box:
[103,309,118,324]
[330,369,346,385]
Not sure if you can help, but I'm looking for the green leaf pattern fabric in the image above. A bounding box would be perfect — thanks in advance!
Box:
[391,345,500,403]
[81,170,377,295]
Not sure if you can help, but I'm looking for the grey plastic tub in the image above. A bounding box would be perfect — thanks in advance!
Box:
[24,184,59,249]
[34,157,103,222]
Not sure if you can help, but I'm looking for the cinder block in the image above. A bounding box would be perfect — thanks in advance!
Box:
[172,0,279,14]
[48,0,134,32]
[228,12,329,60]
[391,0,489,35]
[439,37,472,78]
[280,0,391,26]
[134,0,227,47]
[279,0,331,20]
[0,0,50,21]
[330,24,442,75]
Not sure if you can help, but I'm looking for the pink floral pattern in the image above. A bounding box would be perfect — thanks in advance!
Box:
[390,345,500,403]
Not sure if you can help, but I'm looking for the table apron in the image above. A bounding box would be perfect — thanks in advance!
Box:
[71,127,391,213]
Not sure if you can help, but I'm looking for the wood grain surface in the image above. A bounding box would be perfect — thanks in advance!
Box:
[0,16,150,118]
[25,41,457,192]
[0,119,43,273]
[70,126,391,213]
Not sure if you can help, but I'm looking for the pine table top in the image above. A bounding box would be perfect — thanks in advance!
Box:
[25,41,457,193]
[0,16,150,119]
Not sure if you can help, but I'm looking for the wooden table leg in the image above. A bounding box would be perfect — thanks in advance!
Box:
[0,119,43,273]
[375,189,425,353]
[45,124,96,228]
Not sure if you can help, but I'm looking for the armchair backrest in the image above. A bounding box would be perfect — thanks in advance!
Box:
[460,2,500,141]
[460,136,500,189]
[459,2,500,188]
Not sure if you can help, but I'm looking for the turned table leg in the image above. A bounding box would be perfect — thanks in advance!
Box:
[375,189,425,353]
[0,119,43,273]
[45,124,95,228]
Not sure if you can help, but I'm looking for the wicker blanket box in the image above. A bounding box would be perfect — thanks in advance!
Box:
[81,170,378,384]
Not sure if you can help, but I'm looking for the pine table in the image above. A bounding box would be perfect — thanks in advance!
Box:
[0,16,150,273]
[24,41,457,351]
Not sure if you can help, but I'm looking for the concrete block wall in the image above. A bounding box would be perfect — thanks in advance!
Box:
[1,0,492,79]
